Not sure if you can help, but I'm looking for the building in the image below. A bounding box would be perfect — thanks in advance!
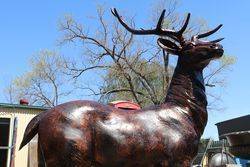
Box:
[216,115,250,166]
[216,114,250,160]
[192,115,250,167]
[0,102,48,167]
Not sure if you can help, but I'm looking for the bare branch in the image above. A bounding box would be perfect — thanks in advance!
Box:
[56,3,234,109]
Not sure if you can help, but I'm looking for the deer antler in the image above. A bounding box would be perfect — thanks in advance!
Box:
[111,8,190,44]
[192,24,224,43]
[112,8,224,55]
[196,24,223,39]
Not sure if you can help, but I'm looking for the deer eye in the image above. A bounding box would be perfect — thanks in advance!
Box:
[210,44,217,48]
[185,43,194,50]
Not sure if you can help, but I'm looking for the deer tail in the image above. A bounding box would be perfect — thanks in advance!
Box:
[19,111,48,150]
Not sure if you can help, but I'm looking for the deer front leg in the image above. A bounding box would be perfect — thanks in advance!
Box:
[159,160,191,167]
[182,160,192,167]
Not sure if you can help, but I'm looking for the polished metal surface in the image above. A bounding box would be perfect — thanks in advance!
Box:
[19,8,224,167]
[209,153,236,167]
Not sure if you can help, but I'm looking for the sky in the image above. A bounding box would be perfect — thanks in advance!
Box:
[0,0,249,139]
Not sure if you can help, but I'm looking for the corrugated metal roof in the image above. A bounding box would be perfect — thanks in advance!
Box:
[216,114,250,125]
[216,115,250,138]
[0,103,49,110]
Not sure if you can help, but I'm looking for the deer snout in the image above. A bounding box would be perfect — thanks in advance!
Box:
[214,45,224,57]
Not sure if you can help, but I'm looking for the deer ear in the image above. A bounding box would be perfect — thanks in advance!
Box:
[157,38,180,55]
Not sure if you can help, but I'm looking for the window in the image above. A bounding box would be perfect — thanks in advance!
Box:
[0,117,17,167]
[0,118,10,167]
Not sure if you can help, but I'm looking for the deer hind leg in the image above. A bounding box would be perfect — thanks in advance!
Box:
[174,160,191,167]
[182,160,192,167]
[46,140,94,167]
[37,139,46,167]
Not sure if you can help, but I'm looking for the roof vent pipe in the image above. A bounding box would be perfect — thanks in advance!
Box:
[20,99,29,105]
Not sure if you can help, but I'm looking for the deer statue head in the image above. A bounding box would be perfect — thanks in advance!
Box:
[112,8,224,70]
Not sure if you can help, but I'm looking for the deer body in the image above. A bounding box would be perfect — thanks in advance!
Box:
[35,101,198,166]
[20,8,224,167]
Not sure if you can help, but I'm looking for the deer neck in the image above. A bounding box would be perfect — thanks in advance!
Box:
[165,59,208,136]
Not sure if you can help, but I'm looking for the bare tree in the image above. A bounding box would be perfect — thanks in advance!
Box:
[2,0,234,109]
[4,83,15,104]
[5,50,73,107]
[59,1,235,107]
[204,55,236,111]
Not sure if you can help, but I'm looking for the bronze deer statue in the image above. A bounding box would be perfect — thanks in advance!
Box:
[19,8,224,167]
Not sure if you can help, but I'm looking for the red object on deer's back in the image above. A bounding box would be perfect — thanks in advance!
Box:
[108,100,141,110]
